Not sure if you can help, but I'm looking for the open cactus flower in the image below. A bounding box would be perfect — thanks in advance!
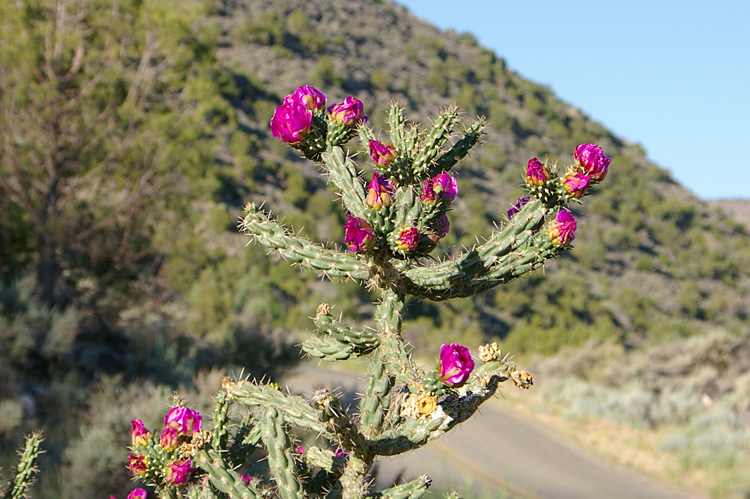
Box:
[119,87,609,498]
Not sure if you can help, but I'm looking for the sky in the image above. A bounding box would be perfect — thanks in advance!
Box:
[396,0,750,200]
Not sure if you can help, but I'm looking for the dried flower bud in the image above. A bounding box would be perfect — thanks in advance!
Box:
[416,393,437,416]
[574,143,610,182]
[438,343,475,387]
[316,303,330,317]
[478,342,501,362]
[511,370,534,389]
[547,209,577,246]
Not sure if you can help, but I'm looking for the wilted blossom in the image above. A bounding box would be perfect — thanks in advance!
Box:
[127,489,148,499]
[128,454,148,476]
[574,143,610,182]
[396,226,420,252]
[165,459,196,486]
[160,426,179,450]
[130,419,150,447]
[438,343,475,388]
[421,173,458,204]
[562,173,591,199]
[344,215,375,252]
[525,158,551,187]
[369,139,396,166]
[164,406,202,436]
[270,100,313,144]
[289,85,326,111]
[547,209,577,246]
[507,196,530,219]
[328,96,366,126]
[366,172,394,210]
[426,214,450,243]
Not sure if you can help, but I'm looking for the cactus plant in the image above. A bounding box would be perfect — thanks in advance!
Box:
[121,86,610,498]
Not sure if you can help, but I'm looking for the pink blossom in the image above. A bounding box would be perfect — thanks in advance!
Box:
[128,454,147,476]
[344,215,375,252]
[289,85,326,111]
[127,489,148,499]
[164,406,202,436]
[270,100,313,144]
[130,419,150,447]
[165,459,196,486]
[438,344,475,387]
[366,172,394,210]
[328,96,366,126]
[160,426,179,450]
[421,173,458,204]
[574,143,610,182]
[562,173,591,199]
[548,209,577,246]
[525,158,551,187]
[396,227,420,252]
[368,139,396,166]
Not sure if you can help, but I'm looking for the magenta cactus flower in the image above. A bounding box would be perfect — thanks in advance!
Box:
[421,173,458,204]
[160,426,179,450]
[164,406,202,436]
[438,343,475,387]
[344,215,375,252]
[574,143,610,182]
[240,474,253,485]
[507,196,531,219]
[562,173,591,199]
[396,226,420,252]
[328,96,366,126]
[289,85,326,111]
[366,172,394,210]
[334,446,350,459]
[368,139,396,166]
[548,209,577,246]
[165,459,196,486]
[127,489,148,499]
[130,419,150,447]
[270,100,313,144]
[525,158,551,187]
[128,454,148,476]
[295,445,305,454]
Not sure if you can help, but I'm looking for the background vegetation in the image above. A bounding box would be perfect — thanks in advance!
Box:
[1,0,748,496]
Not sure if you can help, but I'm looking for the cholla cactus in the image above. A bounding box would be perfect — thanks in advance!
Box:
[122,86,610,498]
[2,432,43,499]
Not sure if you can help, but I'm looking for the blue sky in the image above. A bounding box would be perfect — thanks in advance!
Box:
[396,1,750,200]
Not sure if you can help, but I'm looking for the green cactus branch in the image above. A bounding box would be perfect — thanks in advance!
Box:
[321,146,367,218]
[2,432,43,499]
[240,202,366,280]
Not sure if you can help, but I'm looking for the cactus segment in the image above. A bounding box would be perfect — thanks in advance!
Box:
[240,203,366,280]
[313,313,380,350]
[322,146,367,217]
[3,432,43,499]
[302,335,364,361]
[387,103,406,149]
[371,475,432,499]
[412,108,459,179]
[195,450,257,499]
[429,119,485,177]
[260,407,304,499]
[359,348,395,438]
[212,392,230,450]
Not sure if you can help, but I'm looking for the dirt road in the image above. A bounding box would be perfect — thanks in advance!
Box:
[283,364,700,499]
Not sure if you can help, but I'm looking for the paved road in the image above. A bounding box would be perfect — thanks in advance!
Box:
[283,365,701,499]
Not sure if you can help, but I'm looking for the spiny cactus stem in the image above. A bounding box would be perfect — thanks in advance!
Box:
[359,347,395,438]
[240,203,366,280]
[412,108,459,178]
[340,453,370,499]
[260,407,304,499]
[428,119,485,177]
[376,288,423,389]
[372,474,432,499]
[195,450,257,499]
[212,392,230,449]
[3,432,43,499]
[387,102,406,148]
[322,146,367,217]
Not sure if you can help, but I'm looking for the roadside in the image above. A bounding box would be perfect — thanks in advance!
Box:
[283,363,701,499]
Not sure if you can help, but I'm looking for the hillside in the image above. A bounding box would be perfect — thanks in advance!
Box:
[1,0,749,496]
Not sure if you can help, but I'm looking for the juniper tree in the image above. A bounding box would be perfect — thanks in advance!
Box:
[120,85,611,499]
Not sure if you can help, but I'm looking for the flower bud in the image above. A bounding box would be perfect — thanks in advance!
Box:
[160,426,179,451]
[270,100,313,144]
[369,139,396,166]
[344,215,375,252]
[365,172,394,210]
[130,419,150,447]
[164,406,202,436]
[165,459,195,486]
[421,173,458,204]
[562,173,591,199]
[573,143,610,182]
[507,196,530,219]
[290,85,326,111]
[548,209,577,246]
[328,96,366,126]
[438,343,475,387]
[127,489,148,499]
[396,226,420,252]
[128,454,148,476]
[525,158,551,187]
